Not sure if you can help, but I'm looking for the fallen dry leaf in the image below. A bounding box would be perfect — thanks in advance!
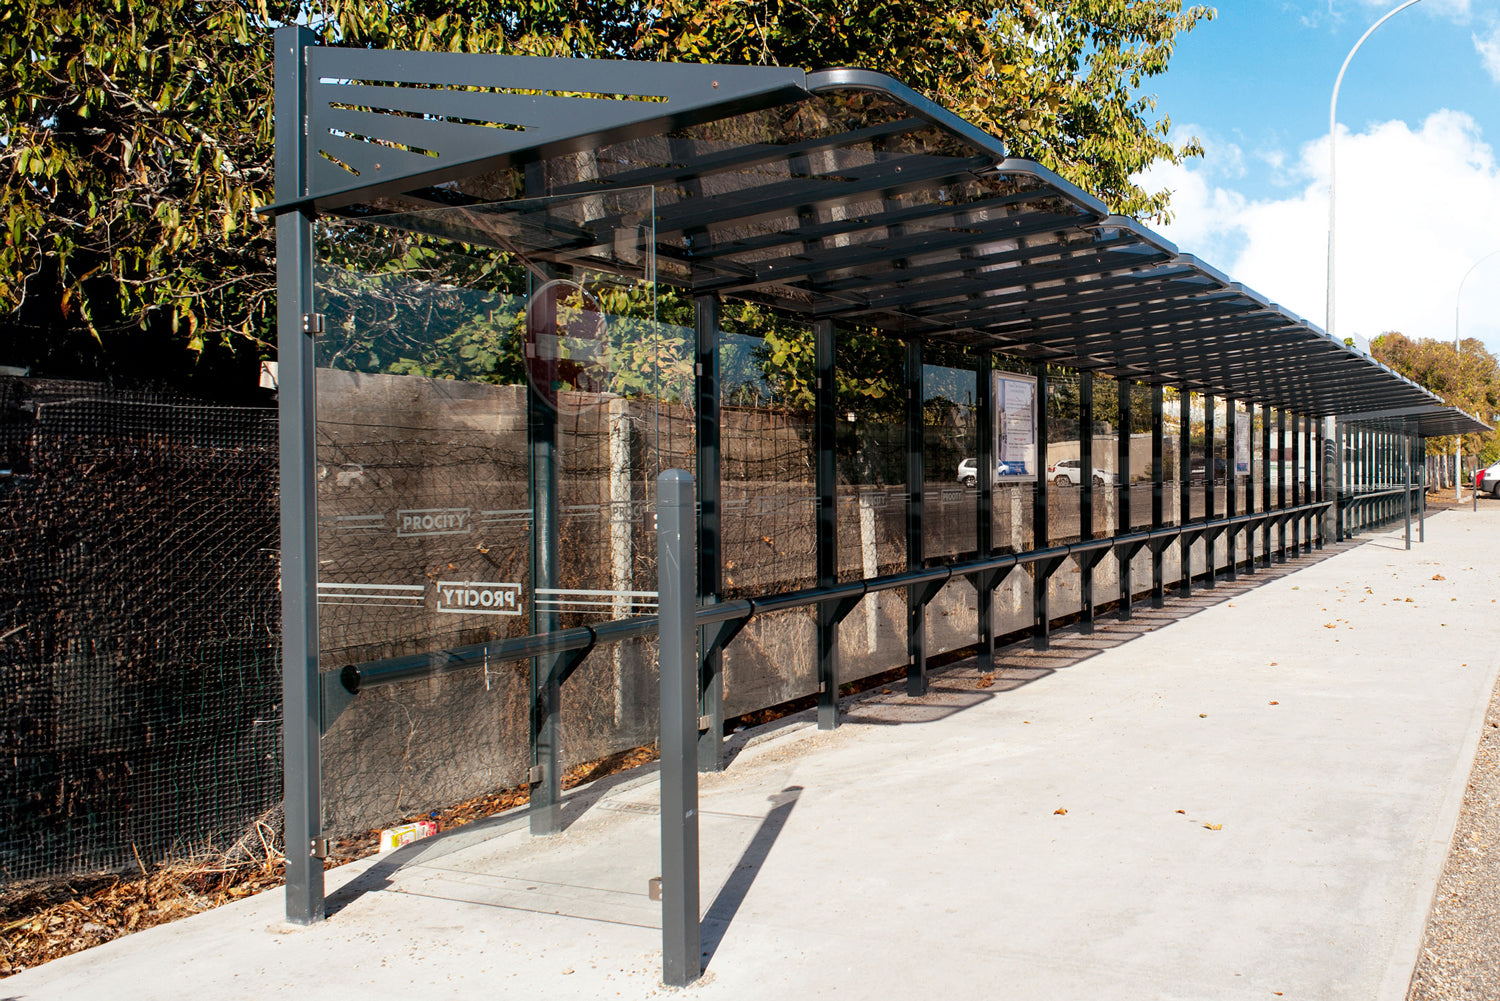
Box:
[1269,701,1279,705]
[1199,713,1208,718]
[976,673,994,689]
[1054,807,1068,815]
[1432,574,1445,581]
[1175,809,1186,815]
[1205,823,1223,831]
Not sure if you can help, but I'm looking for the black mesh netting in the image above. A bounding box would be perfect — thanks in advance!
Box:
[0,379,281,882]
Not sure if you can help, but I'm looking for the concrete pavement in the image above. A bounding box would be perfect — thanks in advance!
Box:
[6,504,1499,1001]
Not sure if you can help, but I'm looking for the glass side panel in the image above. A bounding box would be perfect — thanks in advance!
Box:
[312,189,670,837]
[1092,373,1119,538]
[992,355,1036,553]
[715,305,819,712]
[1129,382,1156,531]
[718,309,815,596]
[1045,369,1081,543]
[922,352,977,560]
[1162,389,1182,527]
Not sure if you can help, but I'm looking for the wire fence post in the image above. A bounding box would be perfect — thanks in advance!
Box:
[658,469,701,987]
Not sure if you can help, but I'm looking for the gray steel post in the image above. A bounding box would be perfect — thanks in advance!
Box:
[1262,407,1272,565]
[528,265,563,837]
[695,296,725,770]
[1117,378,1134,616]
[1203,393,1216,587]
[1078,370,1095,631]
[1179,390,1191,596]
[1322,417,1337,547]
[976,352,996,665]
[1404,431,1413,550]
[1244,402,1256,575]
[274,24,324,927]
[1151,386,1165,607]
[1224,397,1236,580]
[1032,364,1051,650]
[1277,410,1287,561]
[814,319,839,730]
[905,340,928,694]
[1419,438,1427,543]
[1290,413,1301,554]
[657,469,701,987]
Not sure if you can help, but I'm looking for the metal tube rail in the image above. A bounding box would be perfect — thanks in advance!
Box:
[336,500,1334,695]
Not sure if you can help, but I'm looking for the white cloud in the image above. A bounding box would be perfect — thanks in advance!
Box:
[1137,111,1500,361]
[1476,21,1500,81]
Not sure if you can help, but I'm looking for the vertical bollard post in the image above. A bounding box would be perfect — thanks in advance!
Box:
[658,469,701,987]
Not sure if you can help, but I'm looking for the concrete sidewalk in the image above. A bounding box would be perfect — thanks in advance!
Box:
[8,506,1500,1001]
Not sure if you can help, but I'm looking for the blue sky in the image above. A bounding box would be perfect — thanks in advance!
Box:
[1133,0,1500,360]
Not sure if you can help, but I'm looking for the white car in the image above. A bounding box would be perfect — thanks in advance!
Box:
[1047,459,1114,487]
[956,457,1017,488]
[1478,459,1500,498]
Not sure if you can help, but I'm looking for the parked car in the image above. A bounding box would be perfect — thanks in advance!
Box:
[1479,459,1500,498]
[956,457,1019,487]
[1047,458,1114,487]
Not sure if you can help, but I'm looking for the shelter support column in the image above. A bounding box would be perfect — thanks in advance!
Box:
[1151,386,1165,607]
[1204,393,1216,587]
[695,296,725,769]
[528,266,564,837]
[1291,414,1302,555]
[1032,364,1051,650]
[976,352,996,668]
[1323,417,1338,546]
[1277,410,1288,561]
[1419,437,1427,542]
[1178,389,1192,596]
[1404,431,1413,550]
[1079,370,1095,631]
[905,340,927,695]
[1117,378,1134,617]
[1261,406,1272,566]
[1244,402,1257,575]
[814,319,839,730]
[275,23,324,926]
[1224,397,1237,580]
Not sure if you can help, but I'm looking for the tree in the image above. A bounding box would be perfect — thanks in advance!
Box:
[1,0,1213,394]
[1371,331,1500,465]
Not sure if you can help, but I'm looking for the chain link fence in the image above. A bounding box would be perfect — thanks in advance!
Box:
[0,379,281,885]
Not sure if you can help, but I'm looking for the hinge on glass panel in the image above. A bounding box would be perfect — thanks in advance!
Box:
[818,682,828,694]
[695,362,704,377]
[528,764,544,784]
[697,715,713,732]
[302,312,324,335]
[309,836,329,859]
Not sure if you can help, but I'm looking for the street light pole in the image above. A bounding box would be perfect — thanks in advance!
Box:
[1327,0,1427,341]
[1454,249,1500,500]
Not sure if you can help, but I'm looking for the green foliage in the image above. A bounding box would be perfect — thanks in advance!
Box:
[1,0,1212,392]
[1371,331,1500,463]
[639,0,1216,220]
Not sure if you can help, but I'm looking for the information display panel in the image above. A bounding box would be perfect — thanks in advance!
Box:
[994,371,1038,484]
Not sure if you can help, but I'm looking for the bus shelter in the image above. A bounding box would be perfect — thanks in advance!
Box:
[266,26,1490,939]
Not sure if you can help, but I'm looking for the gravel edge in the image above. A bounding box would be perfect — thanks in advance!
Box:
[1406,664,1500,1001]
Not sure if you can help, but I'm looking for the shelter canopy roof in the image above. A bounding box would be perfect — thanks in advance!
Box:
[279,47,1488,435]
